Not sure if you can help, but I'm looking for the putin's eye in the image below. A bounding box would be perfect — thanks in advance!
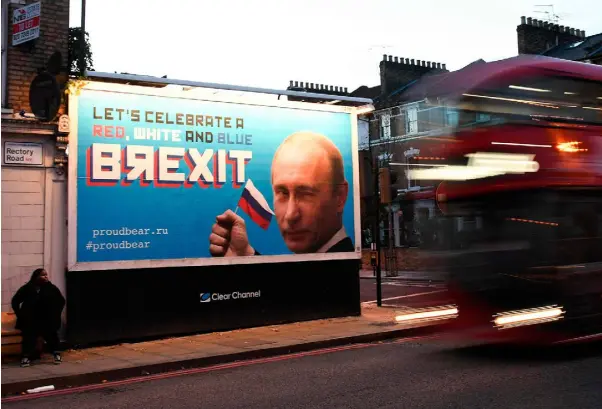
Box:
[274,187,290,199]
[295,188,317,199]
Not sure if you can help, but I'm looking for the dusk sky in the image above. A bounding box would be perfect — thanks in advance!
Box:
[70,0,602,91]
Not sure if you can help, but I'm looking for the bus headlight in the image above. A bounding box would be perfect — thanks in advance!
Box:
[395,305,459,323]
[493,305,564,329]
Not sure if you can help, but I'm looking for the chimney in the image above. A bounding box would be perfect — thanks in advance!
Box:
[517,15,583,55]
[379,55,449,97]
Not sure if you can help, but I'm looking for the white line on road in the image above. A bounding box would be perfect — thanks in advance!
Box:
[362,289,446,305]
[375,281,445,288]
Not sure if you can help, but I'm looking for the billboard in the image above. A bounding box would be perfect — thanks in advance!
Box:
[68,82,364,271]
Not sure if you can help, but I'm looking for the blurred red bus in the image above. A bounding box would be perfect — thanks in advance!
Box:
[405,56,602,345]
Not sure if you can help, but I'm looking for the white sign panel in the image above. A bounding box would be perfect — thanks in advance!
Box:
[12,2,41,46]
[4,142,43,165]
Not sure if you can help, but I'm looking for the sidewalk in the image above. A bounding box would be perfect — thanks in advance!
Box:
[1,305,447,397]
[360,268,447,282]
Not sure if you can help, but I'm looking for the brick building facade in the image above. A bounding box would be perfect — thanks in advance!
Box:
[516,16,585,56]
[1,0,70,322]
[517,16,602,65]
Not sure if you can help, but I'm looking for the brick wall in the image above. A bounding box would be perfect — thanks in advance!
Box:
[360,247,438,272]
[1,168,45,312]
[379,55,448,100]
[4,0,70,114]
[517,16,584,55]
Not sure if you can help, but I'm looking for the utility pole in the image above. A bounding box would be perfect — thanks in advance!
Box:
[79,0,87,76]
[373,157,382,306]
[368,127,382,307]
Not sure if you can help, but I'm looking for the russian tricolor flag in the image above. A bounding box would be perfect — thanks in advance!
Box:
[237,179,275,230]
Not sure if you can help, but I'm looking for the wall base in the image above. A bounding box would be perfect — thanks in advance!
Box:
[66,259,361,347]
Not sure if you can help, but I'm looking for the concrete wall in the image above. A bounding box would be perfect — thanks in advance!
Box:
[1,136,65,313]
[1,167,45,310]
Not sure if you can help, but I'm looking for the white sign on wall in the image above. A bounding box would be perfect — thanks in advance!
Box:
[3,142,43,165]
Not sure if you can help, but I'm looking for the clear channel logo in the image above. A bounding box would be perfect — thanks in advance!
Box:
[200,290,261,303]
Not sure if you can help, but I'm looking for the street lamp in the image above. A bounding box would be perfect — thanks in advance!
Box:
[79,0,86,76]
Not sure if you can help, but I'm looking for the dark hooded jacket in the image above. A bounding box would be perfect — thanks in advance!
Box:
[11,281,65,332]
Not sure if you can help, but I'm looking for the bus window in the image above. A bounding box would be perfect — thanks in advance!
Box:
[456,75,602,126]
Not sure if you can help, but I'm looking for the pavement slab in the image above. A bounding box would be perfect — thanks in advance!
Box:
[1,305,448,397]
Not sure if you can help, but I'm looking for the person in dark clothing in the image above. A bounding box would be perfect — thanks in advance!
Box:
[11,268,65,367]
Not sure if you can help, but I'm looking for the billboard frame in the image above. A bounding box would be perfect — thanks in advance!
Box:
[67,78,373,271]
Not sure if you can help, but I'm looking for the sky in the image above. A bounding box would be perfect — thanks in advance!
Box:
[69,0,602,92]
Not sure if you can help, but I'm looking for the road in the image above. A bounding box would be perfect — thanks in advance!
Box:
[5,337,601,409]
[359,278,448,307]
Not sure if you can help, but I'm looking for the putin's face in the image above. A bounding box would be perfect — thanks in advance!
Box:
[271,142,348,253]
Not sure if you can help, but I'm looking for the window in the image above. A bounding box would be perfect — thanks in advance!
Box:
[461,75,602,126]
[357,118,370,148]
[406,104,418,134]
[2,0,8,108]
[380,112,391,139]
[369,118,379,141]
[476,112,491,122]
[392,112,406,138]
[418,105,446,133]
[446,108,459,127]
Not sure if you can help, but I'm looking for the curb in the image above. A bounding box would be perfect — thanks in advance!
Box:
[1,323,445,398]
[359,276,445,283]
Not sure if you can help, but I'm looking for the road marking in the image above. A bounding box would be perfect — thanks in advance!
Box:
[1,334,437,403]
[362,289,446,305]
[375,282,445,288]
[554,332,602,344]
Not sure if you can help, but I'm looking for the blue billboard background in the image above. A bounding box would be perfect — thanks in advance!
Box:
[76,89,356,263]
